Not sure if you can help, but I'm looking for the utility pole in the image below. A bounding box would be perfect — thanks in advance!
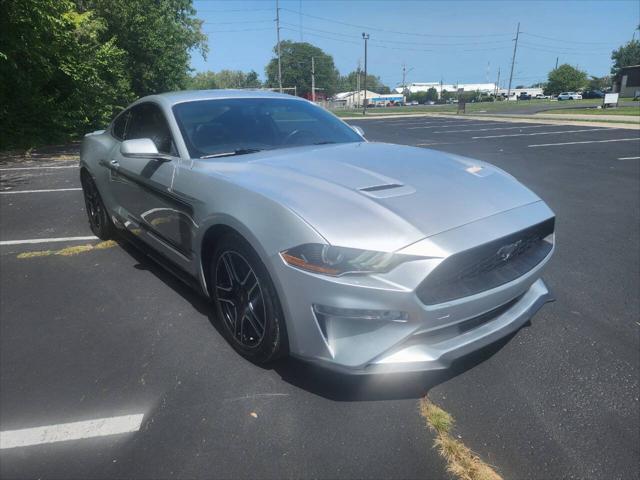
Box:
[356,61,361,108]
[555,56,559,70]
[401,63,413,100]
[440,77,443,101]
[362,32,369,115]
[402,63,407,95]
[495,67,501,97]
[311,56,316,102]
[507,22,520,100]
[275,0,283,93]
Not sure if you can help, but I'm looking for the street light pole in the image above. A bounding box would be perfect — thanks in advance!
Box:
[362,32,369,115]
[276,0,283,93]
[311,56,315,102]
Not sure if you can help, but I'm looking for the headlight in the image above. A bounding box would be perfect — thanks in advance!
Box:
[280,243,417,276]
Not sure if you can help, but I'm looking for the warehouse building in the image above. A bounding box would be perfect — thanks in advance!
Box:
[332,90,404,108]
[395,82,497,98]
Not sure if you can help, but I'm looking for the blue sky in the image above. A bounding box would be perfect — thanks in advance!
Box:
[191,0,639,89]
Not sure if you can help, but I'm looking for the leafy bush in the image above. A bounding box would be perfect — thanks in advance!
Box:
[0,0,206,149]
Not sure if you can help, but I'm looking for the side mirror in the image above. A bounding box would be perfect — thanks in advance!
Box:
[351,125,365,138]
[120,138,168,160]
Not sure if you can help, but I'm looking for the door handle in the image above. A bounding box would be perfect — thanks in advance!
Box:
[110,159,120,167]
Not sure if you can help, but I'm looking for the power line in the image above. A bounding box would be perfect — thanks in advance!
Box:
[520,32,617,45]
[203,27,274,34]
[280,27,512,54]
[280,27,360,45]
[195,7,275,13]
[281,21,511,47]
[518,42,611,55]
[203,19,273,25]
[280,7,512,38]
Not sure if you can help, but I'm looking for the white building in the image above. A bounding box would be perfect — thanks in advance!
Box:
[333,90,394,108]
[395,82,497,98]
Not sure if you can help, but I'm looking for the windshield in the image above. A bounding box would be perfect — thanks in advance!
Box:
[172,97,362,158]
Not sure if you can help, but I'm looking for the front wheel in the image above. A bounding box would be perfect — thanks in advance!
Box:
[81,172,115,240]
[210,233,288,364]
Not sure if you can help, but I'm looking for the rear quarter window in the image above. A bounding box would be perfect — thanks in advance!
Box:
[111,111,129,140]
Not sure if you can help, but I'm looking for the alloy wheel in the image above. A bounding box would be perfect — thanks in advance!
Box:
[83,178,102,232]
[215,251,267,348]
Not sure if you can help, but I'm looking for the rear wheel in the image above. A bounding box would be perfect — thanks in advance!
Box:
[81,172,115,240]
[210,233,288,363]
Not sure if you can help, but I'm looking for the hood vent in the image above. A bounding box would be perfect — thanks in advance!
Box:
[358,183,416,199]
[359,183,404,192]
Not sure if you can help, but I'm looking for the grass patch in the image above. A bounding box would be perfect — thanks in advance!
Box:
[544,106,640,116]
[420,397,502,480]
[17,240,117,259]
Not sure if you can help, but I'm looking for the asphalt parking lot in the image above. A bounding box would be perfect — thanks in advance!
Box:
[1,116,639,479]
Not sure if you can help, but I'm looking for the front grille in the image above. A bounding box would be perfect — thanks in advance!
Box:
[417,218,554,305]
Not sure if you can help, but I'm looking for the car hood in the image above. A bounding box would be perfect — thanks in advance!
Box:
[205,142,541,252]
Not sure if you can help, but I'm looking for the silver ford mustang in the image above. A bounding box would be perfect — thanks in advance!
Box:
[80,90,555,374]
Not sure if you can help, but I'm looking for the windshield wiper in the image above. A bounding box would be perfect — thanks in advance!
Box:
[201,148,262,159]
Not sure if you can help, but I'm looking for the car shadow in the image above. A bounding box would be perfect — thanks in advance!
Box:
[117,236,523,402]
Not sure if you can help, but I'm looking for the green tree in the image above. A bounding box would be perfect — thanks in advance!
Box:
[336,71,390,94]
[545,64,588,95]
[187,71,218,89]
[0,0,133,148]
[588,75,611,91]
[425,87,439,102]
[440,89,454,102]
[611,38,640,79]
[0,0,207,148]
[187,70,262,90]
[406,88,438,103]
[85,0,208,96]
[265,41,339,96]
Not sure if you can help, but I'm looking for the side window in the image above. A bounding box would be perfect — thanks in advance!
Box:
[111,111,129,140]
[126,103,177,155]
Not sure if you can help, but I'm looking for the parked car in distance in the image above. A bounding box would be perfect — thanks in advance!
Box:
[80,90,555,374]
[534,94,550,99]
[518,92,532,100]
[557,92,582,100]
[582,90,604,99]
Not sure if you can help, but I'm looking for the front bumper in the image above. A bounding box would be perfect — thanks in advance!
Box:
[333,278,552,375]
[272,201,555,375]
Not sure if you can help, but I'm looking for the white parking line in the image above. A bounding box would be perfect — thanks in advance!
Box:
[0,414,144,449]
[408,122,505,130]
[529,138,640,148]
[0,236,98,246]
[618,156,640,160]
[0,165,78,172]
[472,128,614,139]
[432,124,552,134]
[0,187,82,194]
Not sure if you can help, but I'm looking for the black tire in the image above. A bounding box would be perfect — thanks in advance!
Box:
[81,171,115,240]
[210,233,288,364]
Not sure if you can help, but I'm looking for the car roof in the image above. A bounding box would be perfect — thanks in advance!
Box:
[134,89,307,108]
